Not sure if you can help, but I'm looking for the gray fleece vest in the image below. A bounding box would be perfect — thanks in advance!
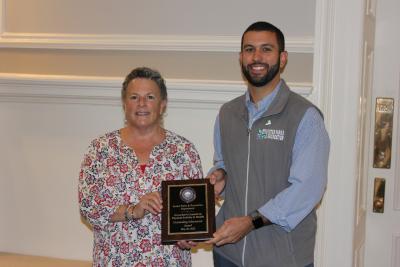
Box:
[215,81,319,267]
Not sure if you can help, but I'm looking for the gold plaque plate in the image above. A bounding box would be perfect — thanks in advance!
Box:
[373,178,385,213]
[373,98,394,169]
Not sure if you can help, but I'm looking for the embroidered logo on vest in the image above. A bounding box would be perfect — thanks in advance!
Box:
[257,128,285,141]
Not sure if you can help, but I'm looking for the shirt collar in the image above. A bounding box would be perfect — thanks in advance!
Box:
[245,79,283,112]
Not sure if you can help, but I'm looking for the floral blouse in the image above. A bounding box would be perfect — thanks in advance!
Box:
[79,130,203,267]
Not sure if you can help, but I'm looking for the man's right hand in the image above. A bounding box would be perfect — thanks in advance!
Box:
[207,168,226,197]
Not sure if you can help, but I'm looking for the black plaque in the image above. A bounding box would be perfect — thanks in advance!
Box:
[161,179,215,244]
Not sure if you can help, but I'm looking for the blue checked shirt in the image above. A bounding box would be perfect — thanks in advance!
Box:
[211,80,330,231]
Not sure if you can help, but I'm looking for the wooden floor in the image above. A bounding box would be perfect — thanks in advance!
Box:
[0,253,91,267]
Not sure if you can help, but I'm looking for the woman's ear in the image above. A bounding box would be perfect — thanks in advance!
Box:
[160,100,167,115]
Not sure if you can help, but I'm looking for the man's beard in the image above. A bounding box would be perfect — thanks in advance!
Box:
[241,59,280,87]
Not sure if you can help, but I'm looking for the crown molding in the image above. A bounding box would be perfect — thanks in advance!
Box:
[0,73,313,109]
[0,32,313,53]
[0,0,313,53]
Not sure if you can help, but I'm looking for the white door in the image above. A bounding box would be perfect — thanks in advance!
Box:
[363,0,400,266]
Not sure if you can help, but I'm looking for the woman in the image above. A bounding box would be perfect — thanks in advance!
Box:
[79,67,202,266]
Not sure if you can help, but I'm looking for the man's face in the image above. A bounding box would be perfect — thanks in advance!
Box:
[240,31,284,87]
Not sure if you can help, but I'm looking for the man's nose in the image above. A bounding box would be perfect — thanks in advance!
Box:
[252,49,262,62]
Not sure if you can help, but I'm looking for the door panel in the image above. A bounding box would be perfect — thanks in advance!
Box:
[364,0,400,266]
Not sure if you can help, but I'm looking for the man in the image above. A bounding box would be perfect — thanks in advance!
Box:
[206,21,330,267]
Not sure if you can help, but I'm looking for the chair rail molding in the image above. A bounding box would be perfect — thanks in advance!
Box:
[0,73,313,109]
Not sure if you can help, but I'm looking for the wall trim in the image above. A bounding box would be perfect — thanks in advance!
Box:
[0,0,311,53]
[0,73,313,110]
[312,0,335,266]
[314,0,368,266]
[0,32,313,53]
[0,0,313,53]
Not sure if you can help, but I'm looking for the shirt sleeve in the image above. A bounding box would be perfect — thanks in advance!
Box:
[258,107,330,231]
[78,140,119,229]
[207,114,226,176]
[185,142,204,180]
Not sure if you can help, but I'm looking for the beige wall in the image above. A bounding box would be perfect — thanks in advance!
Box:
[5,0,315,36]
[0,0,316,265]
[0,49,313,82]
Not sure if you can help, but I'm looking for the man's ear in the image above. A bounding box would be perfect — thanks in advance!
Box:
[280,51,288,69]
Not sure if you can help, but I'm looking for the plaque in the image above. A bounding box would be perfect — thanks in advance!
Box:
[161,179,215,244]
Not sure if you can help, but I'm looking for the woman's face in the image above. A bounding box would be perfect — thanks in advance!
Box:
[123,78,166,130]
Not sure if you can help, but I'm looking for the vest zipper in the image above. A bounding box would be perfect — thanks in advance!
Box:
[242,127,251,266]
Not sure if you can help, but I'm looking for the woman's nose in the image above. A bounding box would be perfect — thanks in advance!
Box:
[138,96,146,106]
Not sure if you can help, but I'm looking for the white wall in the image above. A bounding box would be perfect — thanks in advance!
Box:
[0,75,312,266]
[0,102,116,259]
[0,78,220,265]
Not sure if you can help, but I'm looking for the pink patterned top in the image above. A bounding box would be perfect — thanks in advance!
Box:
[79,130,203,267]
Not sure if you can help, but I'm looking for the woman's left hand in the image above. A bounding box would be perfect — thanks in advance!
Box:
[134,191,163,218]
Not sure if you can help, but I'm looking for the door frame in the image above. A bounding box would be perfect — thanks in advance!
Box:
[313,0,367,266]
